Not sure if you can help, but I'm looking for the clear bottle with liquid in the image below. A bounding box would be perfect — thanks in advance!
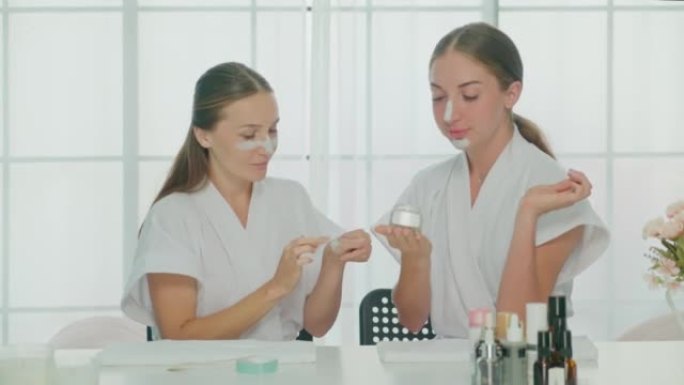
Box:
[502,313,527,385]
[476,315,503,385]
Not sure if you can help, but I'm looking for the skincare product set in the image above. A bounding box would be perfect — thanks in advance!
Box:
[469,296,577,385]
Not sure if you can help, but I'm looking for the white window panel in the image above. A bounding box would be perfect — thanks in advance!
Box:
[500,0,605,6]
[372,0,480,6]
[257,0,306,6]
[0,169,3,307]
[138,0,249,6]
[556,157,610,302]
[614,0,684,6]
[371,12,480,155]
[8,13,122,157]
[256,12,307,156]
[329,12,368,156]
[612,158,684,301]
[8,0,121,6]
[500,12,607,154]
[328,160,369,317]
[613,11,684,153]
[8,311,126,345]
[267,159,310,192]
[138,12,252,157]
[328,160,368,229]
[0,17,4,157]
[370,158,446,221]
[138,160,172,227]
[9,163,122,307]
[329,0,366,6]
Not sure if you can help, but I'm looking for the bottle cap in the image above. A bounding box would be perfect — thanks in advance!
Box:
[537,331,551,357]
[556,330,573,358]
[506,313,524,342]
[468,308,491,328]
[526,302,548,345]
[547,296,567,336]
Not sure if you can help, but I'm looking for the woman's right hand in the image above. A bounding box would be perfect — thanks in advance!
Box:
[520,169,593,217]
[374,225,432,260]
[270,236,329,297]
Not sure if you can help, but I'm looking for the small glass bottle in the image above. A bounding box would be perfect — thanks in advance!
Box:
[502,313,527,385]
[470,308,491,385]
[476,313,503,385]
[533,331,551,385]
[557,330,577,385]
[546,330,566,385]
[547,296,567,347]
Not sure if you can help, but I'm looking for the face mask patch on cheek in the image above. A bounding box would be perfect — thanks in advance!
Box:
[235,136,278,155]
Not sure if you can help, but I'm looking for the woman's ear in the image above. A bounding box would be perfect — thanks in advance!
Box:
[193,126,211,149]
[504,80,522,110]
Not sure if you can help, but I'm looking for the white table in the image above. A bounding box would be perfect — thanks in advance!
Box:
[56,341,684,385]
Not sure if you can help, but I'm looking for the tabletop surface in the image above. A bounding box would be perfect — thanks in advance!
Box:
[54,341,684,385]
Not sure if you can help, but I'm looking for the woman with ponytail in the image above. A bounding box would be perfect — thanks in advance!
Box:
[122,62,371,340]
[374,23,609,336]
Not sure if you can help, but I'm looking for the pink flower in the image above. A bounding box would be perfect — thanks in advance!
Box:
[657,258,681,277]
[660,220,684,239]
[666,281,682,292]
[666,200,684,218]
[642,217,665,239]
[643,273,660,289]
[673,211,684,226]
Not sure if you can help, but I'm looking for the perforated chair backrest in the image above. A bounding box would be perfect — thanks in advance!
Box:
[359,288,436,345]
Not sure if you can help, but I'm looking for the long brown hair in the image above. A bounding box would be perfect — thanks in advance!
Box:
[153,62,273,204]
[430,22,554,158]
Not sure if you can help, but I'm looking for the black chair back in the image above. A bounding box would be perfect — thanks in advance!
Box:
[359,288,436,345]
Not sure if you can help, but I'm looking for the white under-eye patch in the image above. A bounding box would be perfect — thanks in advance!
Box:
[235,137,278,155]
[443,98,453,122]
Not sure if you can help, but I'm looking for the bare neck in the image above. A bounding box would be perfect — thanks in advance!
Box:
[465,123,514,183]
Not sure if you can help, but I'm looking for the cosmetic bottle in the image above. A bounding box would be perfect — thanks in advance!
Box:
[502,313,527,385]
[525,303,547,385]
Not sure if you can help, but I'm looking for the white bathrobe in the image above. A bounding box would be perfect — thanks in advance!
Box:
[376,128,609,338]
[121,178,342,340]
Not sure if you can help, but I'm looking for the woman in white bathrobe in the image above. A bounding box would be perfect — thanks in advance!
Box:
[374,23,609,337]
[122,62,371,340]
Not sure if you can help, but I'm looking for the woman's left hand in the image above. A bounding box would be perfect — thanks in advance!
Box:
[325,229,372,264]
[521,169,592,217]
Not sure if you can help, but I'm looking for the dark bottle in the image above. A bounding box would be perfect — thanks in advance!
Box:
[547,296,567,347]
[556,330,577,385]
[533,331,551,385]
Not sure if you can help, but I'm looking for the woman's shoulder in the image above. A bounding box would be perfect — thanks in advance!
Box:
[519,141,567,184]
[145,190,202,225]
